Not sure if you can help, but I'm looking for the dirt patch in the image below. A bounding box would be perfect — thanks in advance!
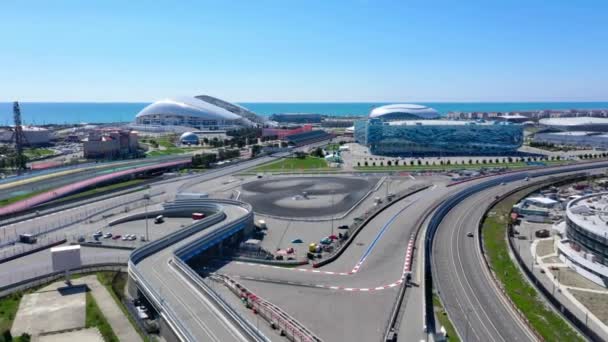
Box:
[569,289,608,325]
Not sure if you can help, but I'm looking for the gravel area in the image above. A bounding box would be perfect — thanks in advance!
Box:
[569,289,608,325]
[548,268,606,291]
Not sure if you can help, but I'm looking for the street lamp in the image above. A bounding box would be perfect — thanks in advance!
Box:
[144,192,150,242]
[331,191,335,236]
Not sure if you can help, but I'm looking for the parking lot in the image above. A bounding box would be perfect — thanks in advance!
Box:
[84,217,194,248]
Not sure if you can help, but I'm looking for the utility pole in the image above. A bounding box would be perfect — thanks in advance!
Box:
[144,192,150,242]
[12,102,28,173]
[331,191,335,236]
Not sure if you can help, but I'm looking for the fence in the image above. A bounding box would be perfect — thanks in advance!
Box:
[423,160,608,337]
[0,263,126,298]
[211,274,321,342]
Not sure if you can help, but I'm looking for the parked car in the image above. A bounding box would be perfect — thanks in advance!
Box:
[122,235,129,241]
[140,235,146,242]
[466,232,474,237]
[154,215,164,224]
[112,235,121,240]
[77,236,85,243]
[103,233,112,239]
[93,231,103,239]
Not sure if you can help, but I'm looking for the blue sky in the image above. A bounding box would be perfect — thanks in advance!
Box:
[1,0,607,102]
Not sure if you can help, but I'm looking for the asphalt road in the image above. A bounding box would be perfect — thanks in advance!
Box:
[134,203,255,342]
[208,184,454,341]
[240,176,380,217]
[432,166,608,342]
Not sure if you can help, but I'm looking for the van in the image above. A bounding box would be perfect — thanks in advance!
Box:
[154,215,164,224]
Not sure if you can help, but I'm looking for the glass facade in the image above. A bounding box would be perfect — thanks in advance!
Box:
[355,119,523,156]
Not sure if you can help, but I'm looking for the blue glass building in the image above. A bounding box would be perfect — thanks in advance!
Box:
[355,104,523,156]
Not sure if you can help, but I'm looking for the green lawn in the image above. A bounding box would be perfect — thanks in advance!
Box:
[253,156,328,171]
[97,272,151,342]
[433,294,460,342]
[86,291,119,342]
[24,148,54,159]
[0,292,22,337]
[0,189,49,207]
[50,179,146,204]
[482,188,584,342]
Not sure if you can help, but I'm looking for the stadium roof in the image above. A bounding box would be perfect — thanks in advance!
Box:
[369,104,439,119]
[385,119,499,126]
[136,97,243,121]
[539,117,608,126]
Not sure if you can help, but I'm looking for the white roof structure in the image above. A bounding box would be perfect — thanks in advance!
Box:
[525,197,558,205]
[370,104,439,120]
[386,119,497,126]
[540,117,608,127]
[136,97,243,121]
[566,193,608,237]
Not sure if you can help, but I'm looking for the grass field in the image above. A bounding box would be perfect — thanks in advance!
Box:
[51,179,146,204]
[482,187,584,342]
[0,292,21,337]
[0,188,49,207]
[253,156,328,171]
[97,272,151,342]
[86,291,119,342]
[24,148,55,160]
[433,294,460,341]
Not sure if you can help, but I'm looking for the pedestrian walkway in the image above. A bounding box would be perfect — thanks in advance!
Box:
[77,275,142,342]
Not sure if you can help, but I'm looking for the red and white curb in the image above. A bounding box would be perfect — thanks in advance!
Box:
[231,235,416,293]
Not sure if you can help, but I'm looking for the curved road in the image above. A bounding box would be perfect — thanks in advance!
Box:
[433,166,608,342]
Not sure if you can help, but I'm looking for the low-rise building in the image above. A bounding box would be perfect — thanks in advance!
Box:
[83,129,138,159]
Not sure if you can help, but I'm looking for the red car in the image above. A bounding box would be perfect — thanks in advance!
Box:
[112,235,121,240]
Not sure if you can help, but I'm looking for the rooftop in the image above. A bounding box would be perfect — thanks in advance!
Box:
[383,119,505,126]
[540,117,608,126]
[566,193,608,237]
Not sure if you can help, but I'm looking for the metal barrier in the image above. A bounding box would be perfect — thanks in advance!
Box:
[129,198,268,342]
[0,263,126,298]
[423,161,608,337]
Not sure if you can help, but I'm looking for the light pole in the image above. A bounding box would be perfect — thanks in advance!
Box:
[144,192,150,242]
[331,191,335,236]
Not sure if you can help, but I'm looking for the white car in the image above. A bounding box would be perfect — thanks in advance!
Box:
[122,235,129,241]
[136,306,149,320]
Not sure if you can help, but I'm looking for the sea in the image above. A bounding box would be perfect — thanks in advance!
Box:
[1,102,608,125]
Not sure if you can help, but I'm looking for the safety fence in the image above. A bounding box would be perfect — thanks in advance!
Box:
[212,274,321,342]
[423,161,608,338]
[314,183,431,268]
[0,263,126,298]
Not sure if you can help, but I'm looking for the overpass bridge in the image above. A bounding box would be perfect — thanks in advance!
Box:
[127,198,269,342]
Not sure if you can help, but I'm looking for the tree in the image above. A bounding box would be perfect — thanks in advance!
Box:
[312,147,324,158]
[251,144,262,157]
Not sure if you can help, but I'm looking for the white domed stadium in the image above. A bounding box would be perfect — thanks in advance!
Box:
[179,132,199,145]
[133,95,265,133]
[369,104,439,121]
[539,117,608,132]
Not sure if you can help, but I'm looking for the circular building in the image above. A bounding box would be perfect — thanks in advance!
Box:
[369,104,439,121]
[562,193,608,287]
[539,117,608,132]
[180,132,199,145]
[135,95,262,130]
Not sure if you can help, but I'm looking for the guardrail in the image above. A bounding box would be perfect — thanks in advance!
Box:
[423,161,608,337]
[129,198,268,342]
[478,180,605,342]
[0,263,126,298]
[313,184,431,268]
